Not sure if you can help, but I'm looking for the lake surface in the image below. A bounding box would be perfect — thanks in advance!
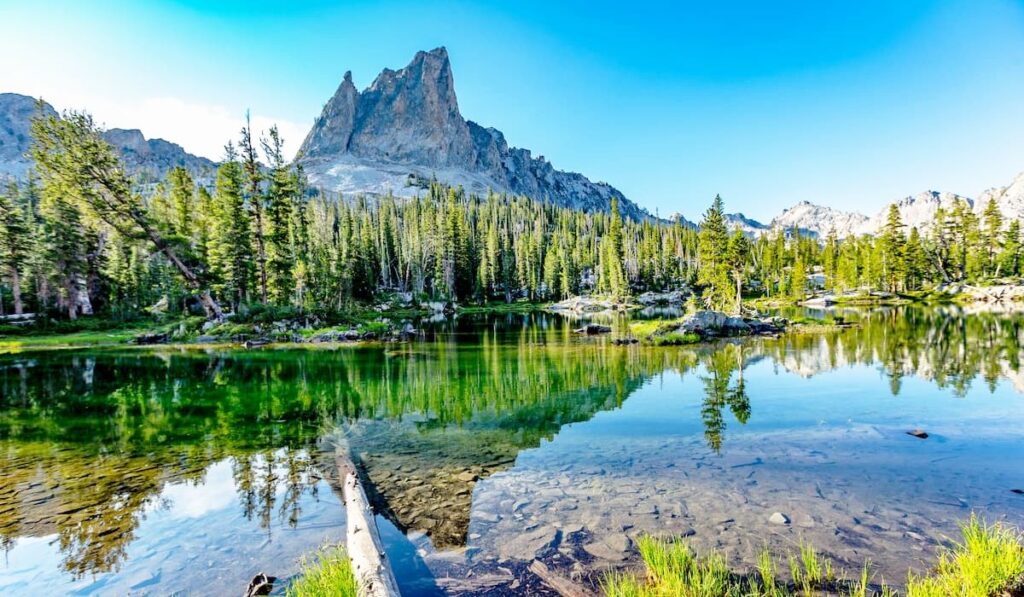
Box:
[1,307,1023,595]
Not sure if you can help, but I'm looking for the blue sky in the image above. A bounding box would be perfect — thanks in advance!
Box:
[2,0,1023,221]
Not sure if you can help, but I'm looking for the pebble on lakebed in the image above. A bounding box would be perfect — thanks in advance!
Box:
[768,512,790,525]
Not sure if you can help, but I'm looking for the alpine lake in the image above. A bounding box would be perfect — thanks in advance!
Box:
[1,306,1023,595]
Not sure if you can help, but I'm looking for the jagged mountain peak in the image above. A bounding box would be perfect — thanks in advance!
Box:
[297,49,647,220]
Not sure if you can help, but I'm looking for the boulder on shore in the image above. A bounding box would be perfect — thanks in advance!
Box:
[951,284,1024,303]
[548,296,634,316]
[636,289,690,306]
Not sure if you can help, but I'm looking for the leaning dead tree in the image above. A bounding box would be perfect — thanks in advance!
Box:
[30,108,224,319]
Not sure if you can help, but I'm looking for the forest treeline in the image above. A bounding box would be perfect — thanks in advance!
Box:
[0,109,1021,320]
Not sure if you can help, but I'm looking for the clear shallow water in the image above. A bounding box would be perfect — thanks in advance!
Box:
[1,307,1022,595]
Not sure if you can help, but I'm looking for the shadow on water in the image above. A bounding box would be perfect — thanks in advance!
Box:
[0,305,1021,592]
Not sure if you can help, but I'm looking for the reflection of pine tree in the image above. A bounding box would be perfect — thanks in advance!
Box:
[699,345,749,453]
[258,451,277,531]
[234,456,258,521]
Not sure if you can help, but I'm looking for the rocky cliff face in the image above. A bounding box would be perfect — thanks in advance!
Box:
[0,93,56,179]
[297,48,647,219]
[769,201,870,238]
[0,92,215,183]
[102,127,216,182]
[858,190,972,235]
[977,171,1024,224]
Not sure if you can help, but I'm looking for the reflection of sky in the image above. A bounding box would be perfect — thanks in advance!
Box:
[0,452,346,596]
[160,460,238,519]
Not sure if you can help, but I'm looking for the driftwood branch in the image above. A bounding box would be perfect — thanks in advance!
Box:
[333,437,401,597]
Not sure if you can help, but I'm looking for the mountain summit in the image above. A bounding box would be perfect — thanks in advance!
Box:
[297,48,647,219]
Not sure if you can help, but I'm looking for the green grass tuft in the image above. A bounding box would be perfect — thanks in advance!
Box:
[603,536,740,597]
[906,514,1024,597]
[286,546,358,597]
[604,516,1023,597]
[650,332,701,346]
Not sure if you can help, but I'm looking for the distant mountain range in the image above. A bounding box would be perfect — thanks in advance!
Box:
[715,177,1024,238]
[0,92,216,183]
[2,46,1023,234]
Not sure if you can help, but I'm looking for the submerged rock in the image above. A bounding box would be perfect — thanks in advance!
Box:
[574,323,612,335]
[907,429,929,439]
[768,512,790,525]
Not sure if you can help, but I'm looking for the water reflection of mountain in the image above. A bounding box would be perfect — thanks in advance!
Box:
[1,307,1021,578]
[764,307,1024,395]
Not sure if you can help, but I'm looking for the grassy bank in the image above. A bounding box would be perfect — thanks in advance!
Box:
[286,547,357,597]
[603,515,1023,597]
[0,300,554,352]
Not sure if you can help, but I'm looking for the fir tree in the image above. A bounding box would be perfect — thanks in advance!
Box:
[697,195,731,309]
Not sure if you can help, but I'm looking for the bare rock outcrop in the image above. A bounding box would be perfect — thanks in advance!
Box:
[297,48,648,220]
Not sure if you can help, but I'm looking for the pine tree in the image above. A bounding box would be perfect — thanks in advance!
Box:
[725,229,749,313]
[166,166,195,238]
[37,177,91,319]
[261,125,298,304]
[982,198,1003,278]
[209,146,253,309]
[240,113,268,304]
[0,181,31,314]
[904,227,927,290]
[697,195,731,309]
[999,219,1021,277]
[879,204,906,292]
[31,109,224,318]
[599,198,627,298]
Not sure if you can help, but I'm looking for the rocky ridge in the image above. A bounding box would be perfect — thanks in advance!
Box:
[296,47,648,220]
[0,92,216,183]
[731,182,1022,240]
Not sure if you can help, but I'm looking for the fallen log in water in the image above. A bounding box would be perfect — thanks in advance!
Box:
[332,437,401,597]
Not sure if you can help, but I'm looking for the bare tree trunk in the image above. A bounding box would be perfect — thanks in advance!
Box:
[73,273,93,316]
[734,273,742,315]
[64,279,76,321]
